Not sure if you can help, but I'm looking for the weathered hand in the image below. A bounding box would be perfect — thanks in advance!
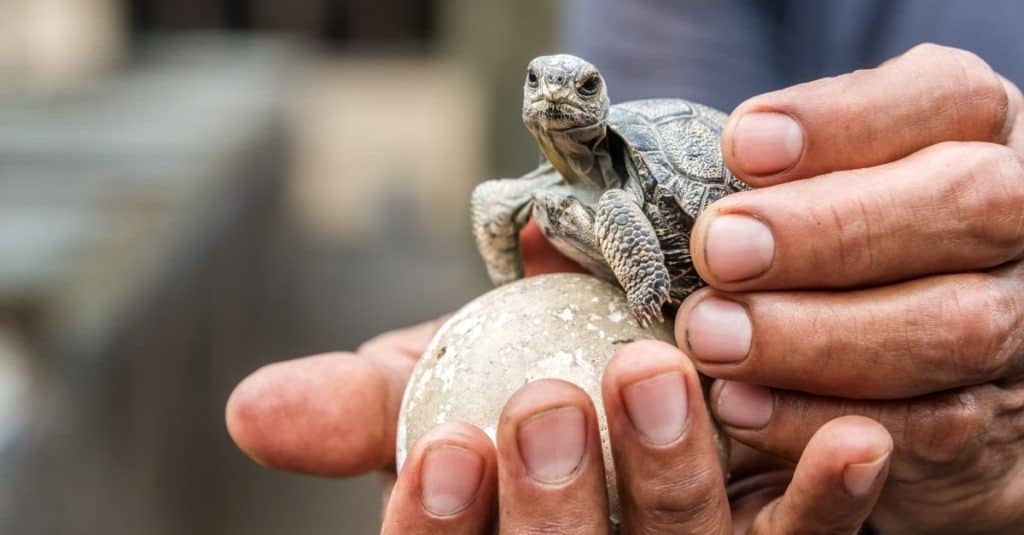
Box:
[381,341,892,534]
[225,225,893,533]
[225,319,439,477]
[679,43,1024,534]
[224,224,583,477]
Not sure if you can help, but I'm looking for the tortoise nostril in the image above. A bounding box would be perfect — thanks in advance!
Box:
[547,72,566,85]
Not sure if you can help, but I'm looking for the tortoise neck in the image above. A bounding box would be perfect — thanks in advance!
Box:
[534,122,613,189]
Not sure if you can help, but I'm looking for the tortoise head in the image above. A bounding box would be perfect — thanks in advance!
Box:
[522,55,609,134]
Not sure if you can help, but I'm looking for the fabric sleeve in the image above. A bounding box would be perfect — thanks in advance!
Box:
[559,0,787,112]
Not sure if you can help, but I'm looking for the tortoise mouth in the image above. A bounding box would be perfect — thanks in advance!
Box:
[525,100,599,131]
[544,106,579,121]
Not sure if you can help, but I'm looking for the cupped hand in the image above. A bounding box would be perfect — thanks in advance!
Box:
[381,341,892,534]
[225,222,583,478]
[680,43,1024,534]
[225,241,892,533]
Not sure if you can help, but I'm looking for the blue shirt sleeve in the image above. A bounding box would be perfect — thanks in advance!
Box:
[561,0,1024,112]
[559,0,788,111]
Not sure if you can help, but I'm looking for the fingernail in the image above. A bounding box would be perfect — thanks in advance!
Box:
[685,297,752,363]
[843,452,890,497]
[704,214,775,282]
[420,445,485,516]
[518,406,586,484]
[622,372,688,445]
[732,112,804,175]
[714,381,773,429]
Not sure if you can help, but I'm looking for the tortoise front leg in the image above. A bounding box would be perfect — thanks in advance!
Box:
[471,172,557,285]
[595,189,671,327]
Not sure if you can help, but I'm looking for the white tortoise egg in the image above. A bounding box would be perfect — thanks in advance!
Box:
[396,273,677,519]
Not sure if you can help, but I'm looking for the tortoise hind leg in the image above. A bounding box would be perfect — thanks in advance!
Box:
[595,189,671,327]
[471,172,557,285]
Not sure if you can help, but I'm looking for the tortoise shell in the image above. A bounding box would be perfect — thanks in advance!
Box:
[607,99,751,221]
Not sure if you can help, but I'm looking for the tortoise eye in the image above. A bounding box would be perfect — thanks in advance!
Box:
[578,75,601,96]
[527,69,539,88]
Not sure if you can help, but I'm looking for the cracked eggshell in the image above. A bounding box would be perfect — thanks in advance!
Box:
[395,273,676,520]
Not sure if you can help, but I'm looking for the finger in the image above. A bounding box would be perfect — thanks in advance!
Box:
[749,416,892,535]
[727,468,791,535]
[723,43,1020,185]
[676,266,1024,398]
[226,319,444,476]
[496,379,610,534]
[723,442,794,533]
[225,352,400,475]
[358,317,449,365]
[690,142,1024,290]
[382,422,497,534]
[601,340,732,534]
[520,219,588,277]
[1004,77,1024,152]
[710,380,988,485]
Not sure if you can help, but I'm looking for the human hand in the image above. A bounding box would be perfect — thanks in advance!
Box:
[678,43,1024,534]
[225,228,892,533]
[381,341,892,534]
[226,318,440,477]
[224,222,584,477]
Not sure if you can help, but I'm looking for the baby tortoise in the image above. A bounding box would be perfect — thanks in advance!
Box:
[472,54,750,326]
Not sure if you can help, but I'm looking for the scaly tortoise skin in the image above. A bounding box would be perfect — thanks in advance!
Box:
[472,54,750,326]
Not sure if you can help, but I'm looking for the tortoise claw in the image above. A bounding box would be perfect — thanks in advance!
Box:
[628,280,670,328]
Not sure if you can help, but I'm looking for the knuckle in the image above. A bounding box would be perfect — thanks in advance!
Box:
[901,389,986,467]
[985,148,1024,249]
[941,45,993,80]
[904,44,1007,138]
[944,144,1024,257]
[823,194,877,278]
[978,142,1024,181]
[628,461,724,529]
[906,43,992,86]
[981,143,1024,187]
[940,45,1006,137]
[905,42,953,59]
[943,275,1019,381]
[904,43,986,77]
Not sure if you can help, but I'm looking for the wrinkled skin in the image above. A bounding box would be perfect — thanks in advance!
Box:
[682,43,1024,534]
[522,55,610,137]
[226,43,1024,534]
[226,235,894,533]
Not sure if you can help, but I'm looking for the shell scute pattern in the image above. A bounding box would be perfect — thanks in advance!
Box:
[609,98,749,222]
[611,98,696,122]
[664,119,723,180]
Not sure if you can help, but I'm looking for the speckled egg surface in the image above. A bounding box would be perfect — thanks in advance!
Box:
[396,273,676,518]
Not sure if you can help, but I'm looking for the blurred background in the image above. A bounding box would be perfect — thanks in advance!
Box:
[0,1,559,533]
[10,2,1021,534]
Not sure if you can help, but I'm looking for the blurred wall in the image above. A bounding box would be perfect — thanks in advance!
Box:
[0,0,123,93]
[0,1,557,534]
